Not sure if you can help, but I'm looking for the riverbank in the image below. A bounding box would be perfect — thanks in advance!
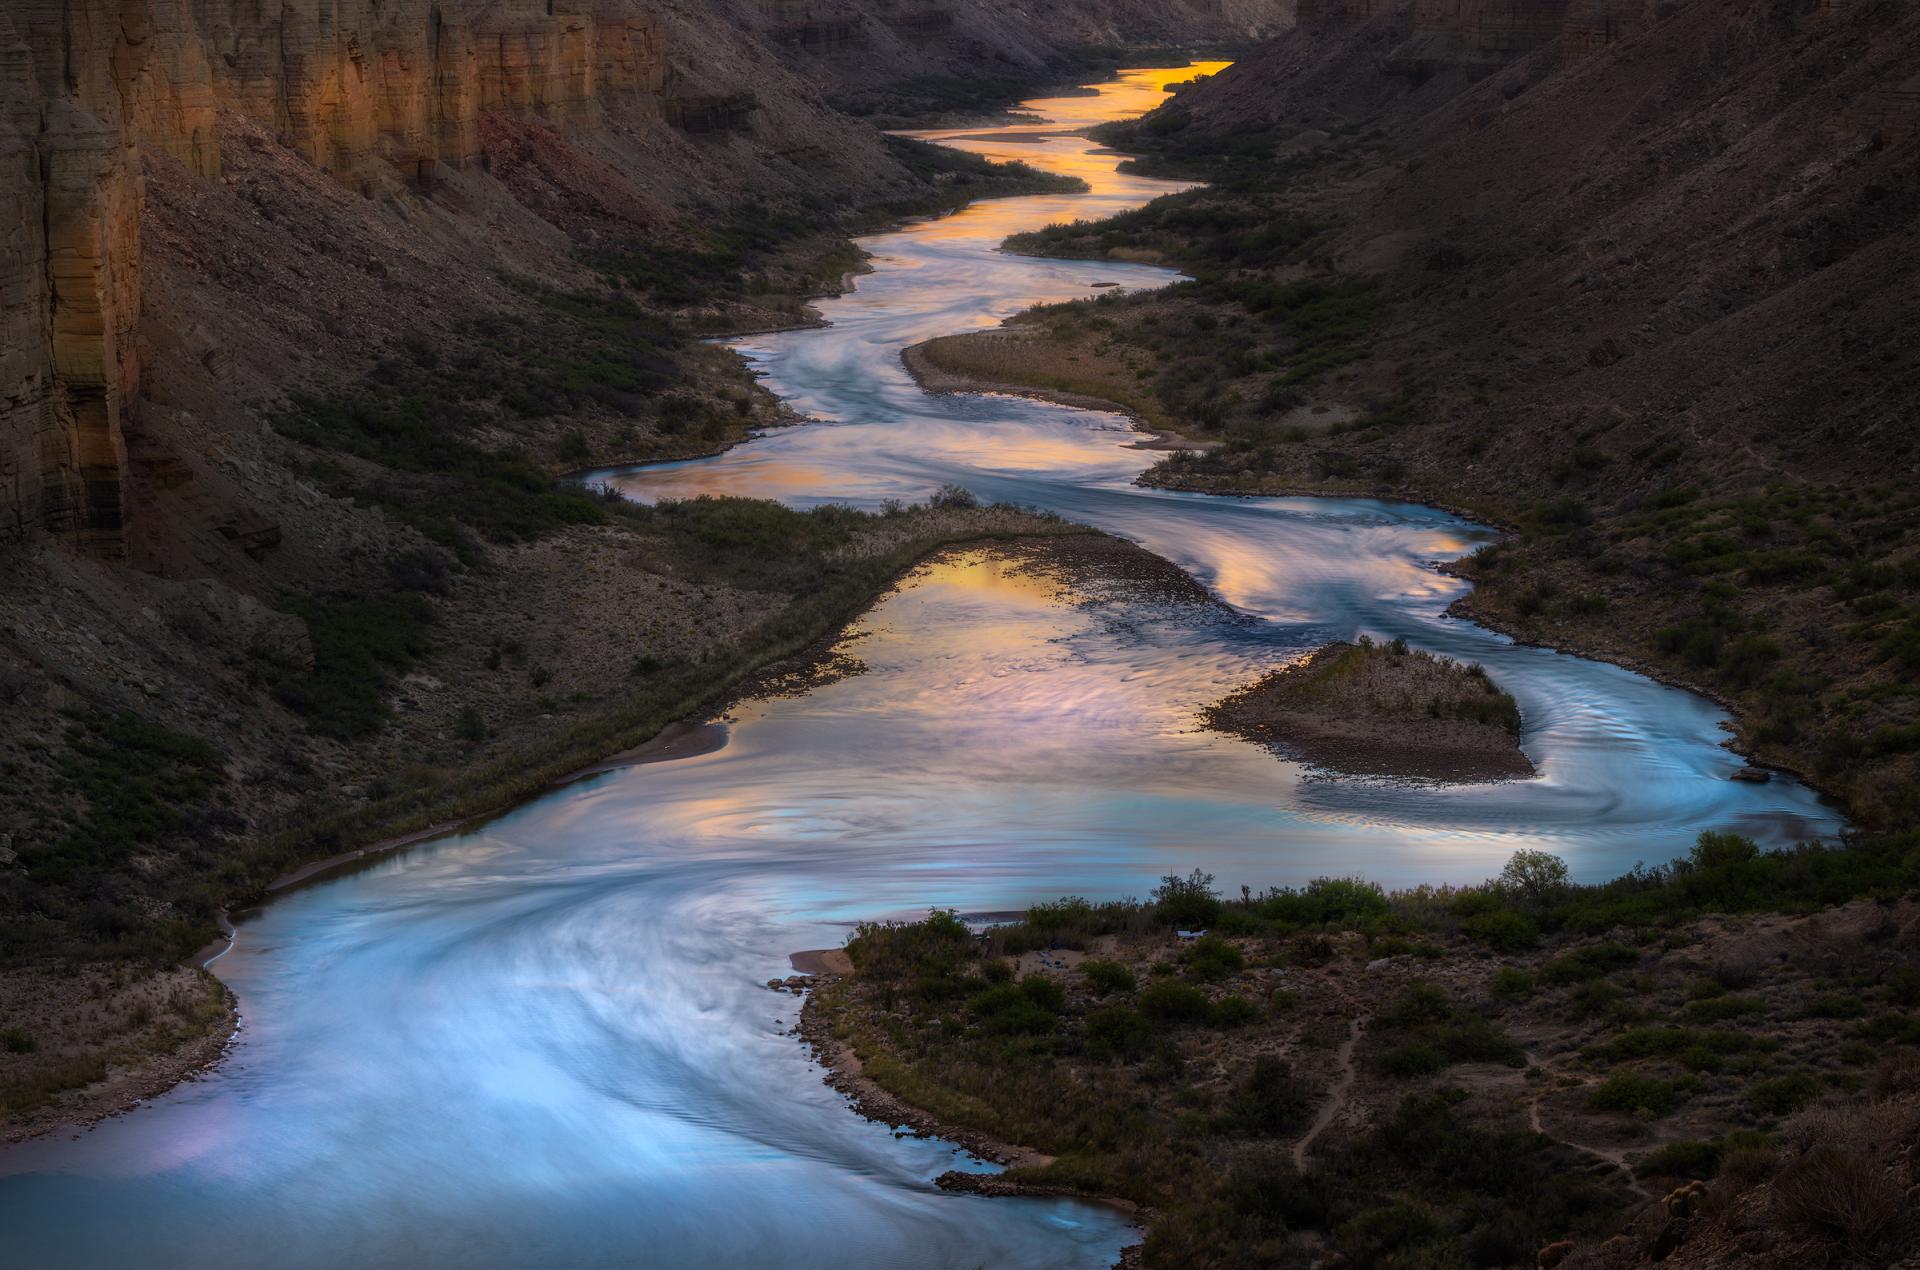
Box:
[792,853,1920,1267]
[0,966,236,1146]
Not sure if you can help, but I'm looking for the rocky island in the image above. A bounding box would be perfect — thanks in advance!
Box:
[1205,638,1533,781]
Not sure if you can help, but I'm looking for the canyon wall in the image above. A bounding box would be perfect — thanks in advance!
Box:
[1,0,669,554]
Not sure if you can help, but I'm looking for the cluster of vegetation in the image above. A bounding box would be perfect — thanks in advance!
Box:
[1271,636,1522,733]
[272,282,707,558]
[1466,479,1920,829]
[0,972,233,1118]
[975,116,1404,452]
[5,712,233,963]
[816,828,1920,1266]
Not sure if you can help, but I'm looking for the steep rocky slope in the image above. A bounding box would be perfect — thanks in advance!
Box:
[936,0,1920,825]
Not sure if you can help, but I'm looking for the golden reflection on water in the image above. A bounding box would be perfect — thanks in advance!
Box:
[900,62,1233,244]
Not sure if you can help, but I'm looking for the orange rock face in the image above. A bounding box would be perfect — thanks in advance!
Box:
[0,0,669,553]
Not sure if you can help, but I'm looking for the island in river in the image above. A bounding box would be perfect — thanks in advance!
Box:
[1203,638,1534,782]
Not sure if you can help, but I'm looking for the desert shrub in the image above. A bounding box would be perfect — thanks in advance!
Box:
[968,977,1064,1035]
[846,908,974,980]
[1540,943,1638,985]
[1083,1006,1157,1064]
[0,1028,34,1054]
[1138,979,1213,1026]
[928,483,977,510]
[1374,983,1521,1074]
[1774,1145,1904,1252]
[1186,935,1245,981]
[1330,1202,1448,1264]
[1248,875,1390,927]
[1289,934,1336,966]
[1491,967,1537,999]
[1691,830,1760,869]
[1153,869,1222,928]
[271,592,436,740]
[1800,992,1866,1019]
[1210,995,1260,1028]
[1634,1131,1772,1181]
[1588,1026,1754,1064]
[1081,960,1136,996]
[1684,995,1764,1021]
[452,706,488,743]
[1224,1057,1313,1135]
[1869,1050,1920,1100]
[1463,909,1539,952]
[1747,1072,1822,1117]
[1883,968,1920,1007]
[1567,981,1625,1020]
[1380,983,1454,1028]
[1589,1073,1690,1117]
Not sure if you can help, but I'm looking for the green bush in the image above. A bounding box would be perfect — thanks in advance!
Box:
[1081,959,1136,996]
[1490,967,1537,999]
[1380,983,1454,1028]
[1138,979,1213,1026]
[272,592,436,740]
[1083,1006,1157,1064]
[1540,943,1638,985]
[1746,1072,1822,1117]
[1684,995,1764,1021]
[1463,909,1539,952]
[1634,1132,1773,1180]
[1210,995,1260,1028]
[1224,1056,1312,1135]
[1691,831,1759,869]
[1589,1073,1691,1117]
[1886,969,1920,1007]
[846,908,974,980]
[1186,935,1245,981]
[1153,869,1222,928]
[1248,876,1391,927]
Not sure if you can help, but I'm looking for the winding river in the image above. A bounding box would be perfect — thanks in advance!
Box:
[0,66,1841,1269]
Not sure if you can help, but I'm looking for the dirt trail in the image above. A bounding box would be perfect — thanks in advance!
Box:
[1524,1051,1653,1203]
[1293,1012,1364,1169]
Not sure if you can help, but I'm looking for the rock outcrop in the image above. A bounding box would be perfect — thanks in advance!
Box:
[0,0,671,555]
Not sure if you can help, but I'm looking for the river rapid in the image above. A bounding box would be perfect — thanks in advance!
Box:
[0,67,1841,1269]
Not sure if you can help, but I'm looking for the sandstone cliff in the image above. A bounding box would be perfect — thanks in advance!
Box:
[0,0,681,557]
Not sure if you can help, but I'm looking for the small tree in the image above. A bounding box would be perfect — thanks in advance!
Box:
[1691,831,1758,869]
[453,705,488,744]
[1153,868,1221,928]
[1496,849,1570,914]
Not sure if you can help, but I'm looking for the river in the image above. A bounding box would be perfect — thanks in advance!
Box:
[0,65,1841,1269]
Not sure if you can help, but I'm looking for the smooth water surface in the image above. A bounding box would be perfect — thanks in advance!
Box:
[0,66,1840,1269]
